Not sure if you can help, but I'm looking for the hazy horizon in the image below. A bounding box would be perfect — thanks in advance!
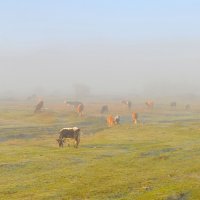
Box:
[0,1,200,97]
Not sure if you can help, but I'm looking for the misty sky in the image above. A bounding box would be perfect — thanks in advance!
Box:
[0,0,200,96]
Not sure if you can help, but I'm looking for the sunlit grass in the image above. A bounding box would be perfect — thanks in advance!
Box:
[0,102,200,199]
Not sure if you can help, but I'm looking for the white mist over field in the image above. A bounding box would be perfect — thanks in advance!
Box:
[0,1,199,98]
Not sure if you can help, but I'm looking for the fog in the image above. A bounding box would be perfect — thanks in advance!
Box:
[1,40,199,98]
[0,1,200,98]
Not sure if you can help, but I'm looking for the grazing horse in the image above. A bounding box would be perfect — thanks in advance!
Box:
[114,115,120,124]
[170,102,177,108]
[107,115,115,127]
[145,100,154,109]
[57,127,81,148]
[64,100,82,110]
[77,103,84,116]
[185,104,191,111]
[34,100,44,113]
[121,100,132,110]
[101,105,109,114]
[132,112,138,124]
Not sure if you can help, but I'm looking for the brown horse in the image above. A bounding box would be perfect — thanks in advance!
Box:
[34,100,44,113]
[77,103,84,116]
[132,112,138,124]
[145,100,154,109]
[107,115,115,127]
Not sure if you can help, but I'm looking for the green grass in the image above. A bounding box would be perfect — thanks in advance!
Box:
[0,103,200,199]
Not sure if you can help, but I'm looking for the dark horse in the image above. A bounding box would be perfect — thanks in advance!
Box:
[57,127,81,148]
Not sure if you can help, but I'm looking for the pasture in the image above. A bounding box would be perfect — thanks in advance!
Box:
[0,100,200,200]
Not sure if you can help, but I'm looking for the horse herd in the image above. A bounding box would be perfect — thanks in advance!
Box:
[61,100,141,148]
[33,99,191,148]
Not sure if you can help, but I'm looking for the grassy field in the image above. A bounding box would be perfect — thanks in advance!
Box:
[0,101,200,199]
